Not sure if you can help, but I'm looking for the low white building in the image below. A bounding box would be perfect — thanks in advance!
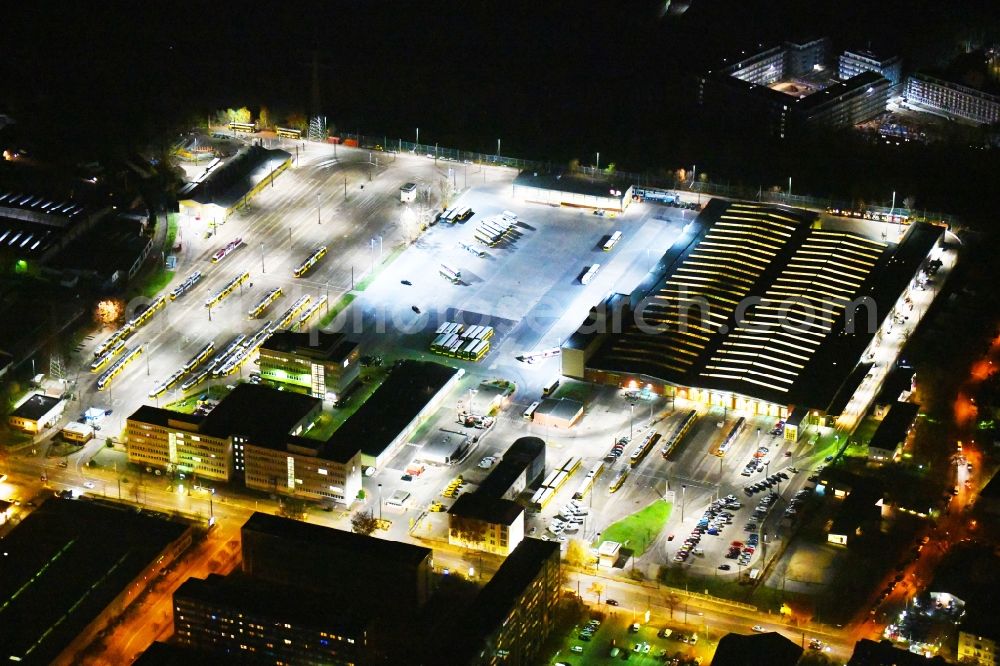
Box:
[8,393,64,434]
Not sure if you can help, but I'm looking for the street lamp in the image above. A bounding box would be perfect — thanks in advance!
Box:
[681,485,687,522]
[377,483,383,522]
[317,192,321,224]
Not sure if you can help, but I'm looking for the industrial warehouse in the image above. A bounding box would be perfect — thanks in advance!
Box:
[561,199,948,424]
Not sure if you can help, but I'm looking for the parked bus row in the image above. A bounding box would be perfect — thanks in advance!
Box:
[273,295,312,330]
[96,346,143,391]
[248,287,283,319]
[715,416,746,457]
[93,294,167,359]
[474,212,517,246]
[661,410,699,459]
[211,237,244,263]
[529,456,582,510]
[205,271,250,308]
[170,271,203,300]
[90,339,126,373]
[438,205,474,224]
[431,321,494,362]
[293,245,328,278]
[149,341,217,398]
[572,461,606,501]
[294,295,327,330]
[181,334,246,391]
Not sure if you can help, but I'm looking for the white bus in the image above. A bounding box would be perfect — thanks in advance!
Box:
[603,231,623,251]
[542,378,560,396]
[523,400,541,420]
[442,207,461,224]
[454,206,472,221]
[400,182,417,203]
[439,264,461,283]
[580,264,601,285]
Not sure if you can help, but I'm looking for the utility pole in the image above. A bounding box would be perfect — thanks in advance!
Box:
[260,242,265,273]
[596,151,600,172]
[317,192,321,224]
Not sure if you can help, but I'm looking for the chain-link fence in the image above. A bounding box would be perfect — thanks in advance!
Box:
[336,132,962,227]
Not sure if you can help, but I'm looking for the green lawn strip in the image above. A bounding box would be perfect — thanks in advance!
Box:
[319,293,356,327]
[601,499,672,557]
[139,267,176,299]
[552,380,593,403]
[165,213,179,250]
[354,246,405,291]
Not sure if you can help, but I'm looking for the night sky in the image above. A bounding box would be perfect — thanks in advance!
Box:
[3,0,1000,219]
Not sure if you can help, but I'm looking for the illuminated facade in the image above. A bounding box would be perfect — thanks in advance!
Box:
[958,631,997,666]
[905,73,1000,125]
[448,493,525,556]
[173,573,367,666]
[563,200,945,422]
[258,330,360,402]
[126,409,232,481]
[446,539,561,665]
[243,437,362,506]
[839,49,902,87]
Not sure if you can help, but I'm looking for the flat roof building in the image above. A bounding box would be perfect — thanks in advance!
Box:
[512,172,634,212]
[867,401,919,462]
[126,384,321,482]
[0,498,192,666]
[840,48,903,87]
[698,38,894,136]
[563,199,945,421]
[713,632,803,666]
[440,538,561,665]
[905,72,1000,126]
[178,145,292,222]
[258,330,360,401]
[421,428,472,465]
[243,432,363,506]
[532,397,583,429]
[476,436,546,500]
[241,512,434,608]
[848,638,948,665]
[173,573,369,666]
[448,492,525,556]
[326,360,461,469]
[8,392,64,433]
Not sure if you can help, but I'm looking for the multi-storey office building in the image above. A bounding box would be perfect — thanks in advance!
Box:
[243,435,362,506]
[904,72,1000,125]
[173,573,368,666]
[839,49,903,88]
[258,330,360,402]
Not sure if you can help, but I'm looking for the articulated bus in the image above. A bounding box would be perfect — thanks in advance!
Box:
[90,340,126,373]
[229,122,257,133]
[293,246,328,278]
[439,264,461,284]
[205,272,251,308]
[661,410,699,459]
[128,295,167,330]
[609,468,629,493]
[249,287,283,319]
[94,325,134,358]
[629,431,662,467]
[572,461,606,500]
[183,342,216,372]
[603,231,623,251]
[170,271,203,300]
[295,295,328,330]
[212,238,244,263]
[97,346,143,391]
[274,296,312,330]
[276,127,302,140]
[716,416,746,457]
